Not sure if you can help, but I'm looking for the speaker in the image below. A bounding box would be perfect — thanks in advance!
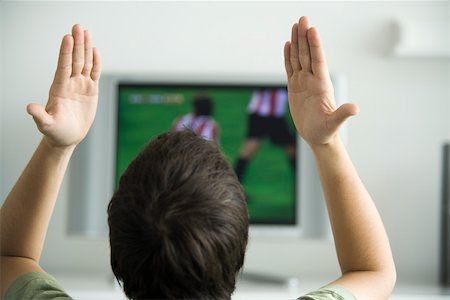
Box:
[440,143,450,286]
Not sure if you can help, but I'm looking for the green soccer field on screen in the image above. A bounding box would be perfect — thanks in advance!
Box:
[116,84,296,224]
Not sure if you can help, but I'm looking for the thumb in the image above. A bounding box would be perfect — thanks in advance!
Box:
[27,103,53,129]
[329,103,359,131]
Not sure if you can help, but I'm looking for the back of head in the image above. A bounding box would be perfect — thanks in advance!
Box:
[108,130,249,299]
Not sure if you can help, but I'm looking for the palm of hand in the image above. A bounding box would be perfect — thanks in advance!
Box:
[288,70,336,145]
[44,77,98,147]
[284,17,357,147]
[27,25,101,148]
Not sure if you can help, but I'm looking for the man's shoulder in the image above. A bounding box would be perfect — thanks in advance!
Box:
[4,272,72,300]
[298,284,356,300]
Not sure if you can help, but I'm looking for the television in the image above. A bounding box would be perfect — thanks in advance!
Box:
[67,74,344,238]
[115,83,297,226]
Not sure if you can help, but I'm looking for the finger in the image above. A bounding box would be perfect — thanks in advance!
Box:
[26,103,53,129]
[53,34,74,83]
[289,23,301,71]
[284,42,294,77]
[82,30,93,76]
[328,103,359,131]
[307,27,329,79]
[90,47,102,81]
[298,16,311,73]
[71,24,85,76]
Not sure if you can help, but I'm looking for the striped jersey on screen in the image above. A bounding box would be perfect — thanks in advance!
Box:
[247,88,288,117]
[174,114,219,142]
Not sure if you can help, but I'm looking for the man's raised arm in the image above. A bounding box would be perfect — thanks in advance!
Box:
[0,24,101,296]
[284,16,396,299]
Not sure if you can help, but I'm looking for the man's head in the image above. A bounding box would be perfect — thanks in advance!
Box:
[107,130,249,299]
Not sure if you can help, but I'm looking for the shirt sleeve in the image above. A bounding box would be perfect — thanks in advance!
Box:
[298,284,357,300]
[4,272,72,300]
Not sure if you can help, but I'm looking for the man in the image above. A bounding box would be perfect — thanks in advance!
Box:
[1,16,396,300]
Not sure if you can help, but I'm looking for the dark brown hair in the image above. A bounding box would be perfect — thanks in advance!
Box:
[107,130,249,299]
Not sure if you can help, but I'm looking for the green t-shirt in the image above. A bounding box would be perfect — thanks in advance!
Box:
[4,272,72,300]
[299,284,356,300]
[5,272,356,300]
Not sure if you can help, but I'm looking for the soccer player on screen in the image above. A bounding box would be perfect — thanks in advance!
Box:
[235,88,296,182]
[172,93,220,142]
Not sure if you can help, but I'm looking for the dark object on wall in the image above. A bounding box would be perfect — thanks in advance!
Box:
[440,143,450,286]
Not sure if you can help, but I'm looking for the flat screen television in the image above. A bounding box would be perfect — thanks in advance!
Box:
[115,83,297,226]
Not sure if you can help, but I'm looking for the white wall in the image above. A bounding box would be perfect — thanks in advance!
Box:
[1,1,449,287]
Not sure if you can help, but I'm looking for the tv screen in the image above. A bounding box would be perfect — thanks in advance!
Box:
[116,83,297,225]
